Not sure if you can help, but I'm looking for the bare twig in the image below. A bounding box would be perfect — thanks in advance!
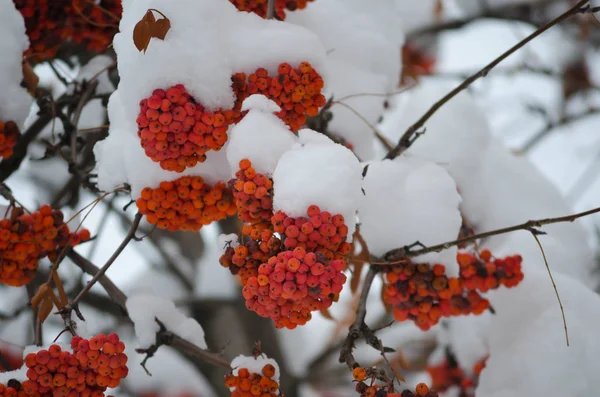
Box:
[379,206,600,264]
[66,249,128,313]
[68,212,143,308]
[70,81,98,164]
[520,106,600,153]
[530,233,569,346]
[385,0,590,160]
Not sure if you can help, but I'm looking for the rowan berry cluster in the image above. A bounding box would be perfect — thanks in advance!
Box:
[220,230,281,284]
[426,350,487,396]
[457,250,524,291]
[224,364,281,397]
[0,334,127,397]
[0,121,20,160]
[243,247,346,328]
[137,85,236,172]
[232,62,326,131]
[382,250,523,331]
[229,159,274,233]
[135,176,236,232]
[229,0,315,20]
[352,368,438,397]
[14,0,122,62]
[271,205,351,260]
[0,205,90,287]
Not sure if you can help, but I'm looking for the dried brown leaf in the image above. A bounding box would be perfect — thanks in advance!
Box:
[52,270,68,307]
[151,18,171,40]
[30,283,50,309]
[133,19,152,53]
[143,9,156,24]
[37,298,53,323]
[21,61,39,96]
[349,259,364,294]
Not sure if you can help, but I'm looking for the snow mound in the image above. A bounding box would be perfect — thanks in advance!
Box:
[272,136,362,238]
[226,96,297,176]
[0,0,33,128]
[126,294,207,349]
[477,270,600,397]
[359,157,462,273]
[231,354,280,383]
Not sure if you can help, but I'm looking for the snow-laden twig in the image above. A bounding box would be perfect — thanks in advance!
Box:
[136,318,231,375]
[385,0,590,160]
[378,206,600,264]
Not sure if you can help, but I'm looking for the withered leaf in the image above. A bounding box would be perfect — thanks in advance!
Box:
[151,18,171,40]
[37,298,54,323]
[133,9,171,53]
[21,61,39,97]
[30,283,50,309]
[133,19,152,53]
[52,270,68,307]
[349,259,364,294]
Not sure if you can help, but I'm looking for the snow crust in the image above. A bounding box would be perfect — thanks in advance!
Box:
[359,157,462,273]
[231,354,280,383]
[0,0,33,128]
[126,294,207,349]
[272,136,362,237]
[226,96,297,176]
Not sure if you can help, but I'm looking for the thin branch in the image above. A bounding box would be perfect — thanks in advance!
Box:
[70,81,98,164]
[385,0,590,160]
[68,212,143,308]
[66,249,128,313]
[530,232,569,346]
[520,106,600,153]
[266,0,276,19]
[379,206,600,264]
[339,267,377,370]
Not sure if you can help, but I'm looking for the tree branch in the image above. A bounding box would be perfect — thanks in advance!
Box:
[67,212,142,309]
[385,0,590,160]
[379,206,600,264]
[136,318,231,375]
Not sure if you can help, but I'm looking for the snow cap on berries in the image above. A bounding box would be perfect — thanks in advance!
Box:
[231,354,280,383]
[359,157,461,272]
[272,135,362,238]
[0,0,33,128]
[226,95,297,176]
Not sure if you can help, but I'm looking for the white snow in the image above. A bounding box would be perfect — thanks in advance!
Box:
[0,0,33,129]
[272,135,362,237]
[287,0,404,160]
[226,95,297,176]
[359,157,462,273]
[126,294,207,349]
[231,354,280,383]
[476,270,600,397]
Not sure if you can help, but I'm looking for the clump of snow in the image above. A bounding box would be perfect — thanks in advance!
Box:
[114,0,326,125]
[126,294,207,349]
[477,270,600,396]
[218,233,240,250]
[359,157,462,273]
[226,95,297,176]
[231,354,280,383]
[272,136,362,237]
[287,0,404,160]
[0,0,33,128]
[77,55,115,95]
[0,366,27,384]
